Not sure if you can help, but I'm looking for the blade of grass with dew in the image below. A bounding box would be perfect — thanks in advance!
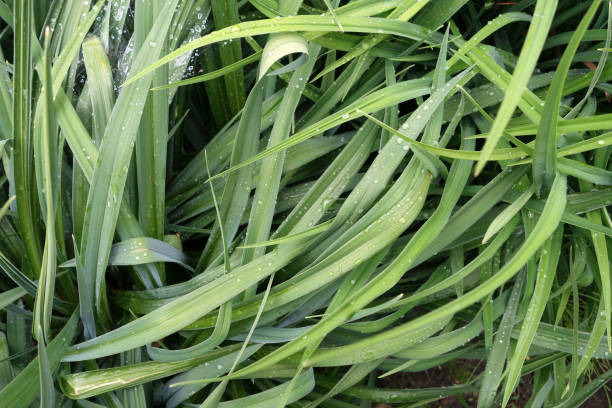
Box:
[502,223,564,407]
[61,237,192,271]
[33,26,60,343]
[533,0,602,195]
[32,28,58,408]
[478,270,526,408]
[153,51,262,91]
[391,294,510,361]
[578,160,612,352]
[195,80,261,270]
[326,381,477,405]
[135,0,169,257]
[240,41,317,299]
[123,15,453,87]
[47,2,104,96]
[82,35,114,145]
[211,0,245,115]
[238,220,332,249]
[482,185,534,244]
[59,343,260,399]
[80,32,167,288]
[12,0,41,278]
[474,0,557,174]
[77,0,180,337]
[577,295,608,376]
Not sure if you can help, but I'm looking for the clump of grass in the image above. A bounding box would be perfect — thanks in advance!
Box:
[0,0,611,407]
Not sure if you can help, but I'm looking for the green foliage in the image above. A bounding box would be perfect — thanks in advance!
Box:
[0,1,611,407]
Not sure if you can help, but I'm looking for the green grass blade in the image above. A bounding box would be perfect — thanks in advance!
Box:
[211,0,245,115]
[0,286,27,312]
[78,0,180,337]
[153,51,263,91]
[0,310,79,408]
[478,270,525,407]
[13,0,42,277]
[82,35,114,145]
[123,15,446,87]
[135,0,170,253]
[311,0,433,81]
[474,0,558,175]
[482,185,534,244]
[502,224,565,407]
[241,37,316,299]
[31,26,61,405]
[551,369,612,408]
[533,0,602,195]
[196,82,262,269]
[33,27,58,344]
[59,344,260,399]
[61,237,192,271]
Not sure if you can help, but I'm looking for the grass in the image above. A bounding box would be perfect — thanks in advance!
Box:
[0,0,611,407]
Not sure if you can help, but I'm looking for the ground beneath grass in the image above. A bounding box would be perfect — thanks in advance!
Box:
[377,360,611,407]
